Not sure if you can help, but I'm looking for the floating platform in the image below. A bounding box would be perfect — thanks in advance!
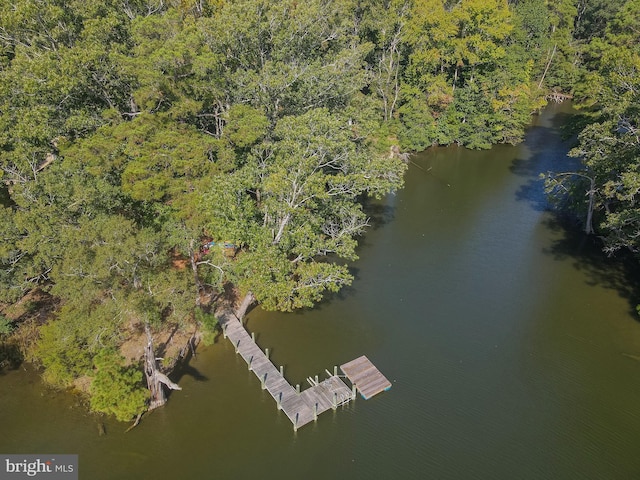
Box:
[340,355,392,400]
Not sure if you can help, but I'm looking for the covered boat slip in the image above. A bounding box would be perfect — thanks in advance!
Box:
[340,355,392,400]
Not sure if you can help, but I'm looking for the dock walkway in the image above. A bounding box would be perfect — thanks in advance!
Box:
[218,312,354,430]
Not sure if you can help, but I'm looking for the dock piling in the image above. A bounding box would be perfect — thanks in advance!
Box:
[219,312,388,431]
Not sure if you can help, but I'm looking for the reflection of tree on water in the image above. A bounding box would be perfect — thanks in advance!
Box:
[542,216,640,319]
[543,172,596,235]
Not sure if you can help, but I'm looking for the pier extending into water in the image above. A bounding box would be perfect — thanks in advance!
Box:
[218,311,390,431]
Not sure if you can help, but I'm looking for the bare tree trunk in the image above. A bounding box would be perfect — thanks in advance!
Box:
[538,43,557,89]
[272,213,291,245]
[189,239,204,306]
[144,324,166,410]
[144,323,182,411]
[125,412,143,433]
[235,291,256,320]
[453,66,459,92]
[548,172,597,235]
[585,177,595,235]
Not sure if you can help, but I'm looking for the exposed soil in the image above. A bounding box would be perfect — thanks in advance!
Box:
[0,282,247,383]
[119,322,197,369]
[1,289,59,368]
[1,288,59,324]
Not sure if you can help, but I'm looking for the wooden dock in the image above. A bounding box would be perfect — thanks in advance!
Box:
[341,355,392,400]
[219,312,355,430]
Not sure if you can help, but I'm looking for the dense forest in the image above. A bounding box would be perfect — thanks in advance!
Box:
[0,0,636,421]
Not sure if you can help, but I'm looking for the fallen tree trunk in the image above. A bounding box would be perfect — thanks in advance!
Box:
[155,371,182,391]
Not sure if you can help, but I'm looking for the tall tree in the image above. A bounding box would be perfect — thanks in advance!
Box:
[202,108,406,310]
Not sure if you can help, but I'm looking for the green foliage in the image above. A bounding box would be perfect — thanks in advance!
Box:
[204,0,371,122]
[224,105,269,149]
[574,0,626,41]
[89,349,148,422]
[0,0,133,185]
[397,86,438,151]
[405,0,512,87]
[202,107,405,310]
[195,309,218,346]
[396,0,547,148]
[35,301,124,386]
[538,0,580,90]
[511,0,552,79]
[0,314,12,336]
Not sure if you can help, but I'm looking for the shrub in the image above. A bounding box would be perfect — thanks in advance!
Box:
[89,350,148,422]
[195,309,218,346]
[0,315,12,336]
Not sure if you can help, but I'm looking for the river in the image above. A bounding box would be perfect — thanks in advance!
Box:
[2,103,640,479]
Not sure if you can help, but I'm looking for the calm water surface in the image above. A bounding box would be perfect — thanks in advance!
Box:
[2,104,640,479]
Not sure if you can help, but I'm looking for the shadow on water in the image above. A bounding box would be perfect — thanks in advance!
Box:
[173,362,208,382]
[0,342,23,375]
[511,111,581,212]
[171,349,209,383]
[363,197,395,231]
[542,216,640,319]
[284,277,359,316]
[511,105,640,319]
